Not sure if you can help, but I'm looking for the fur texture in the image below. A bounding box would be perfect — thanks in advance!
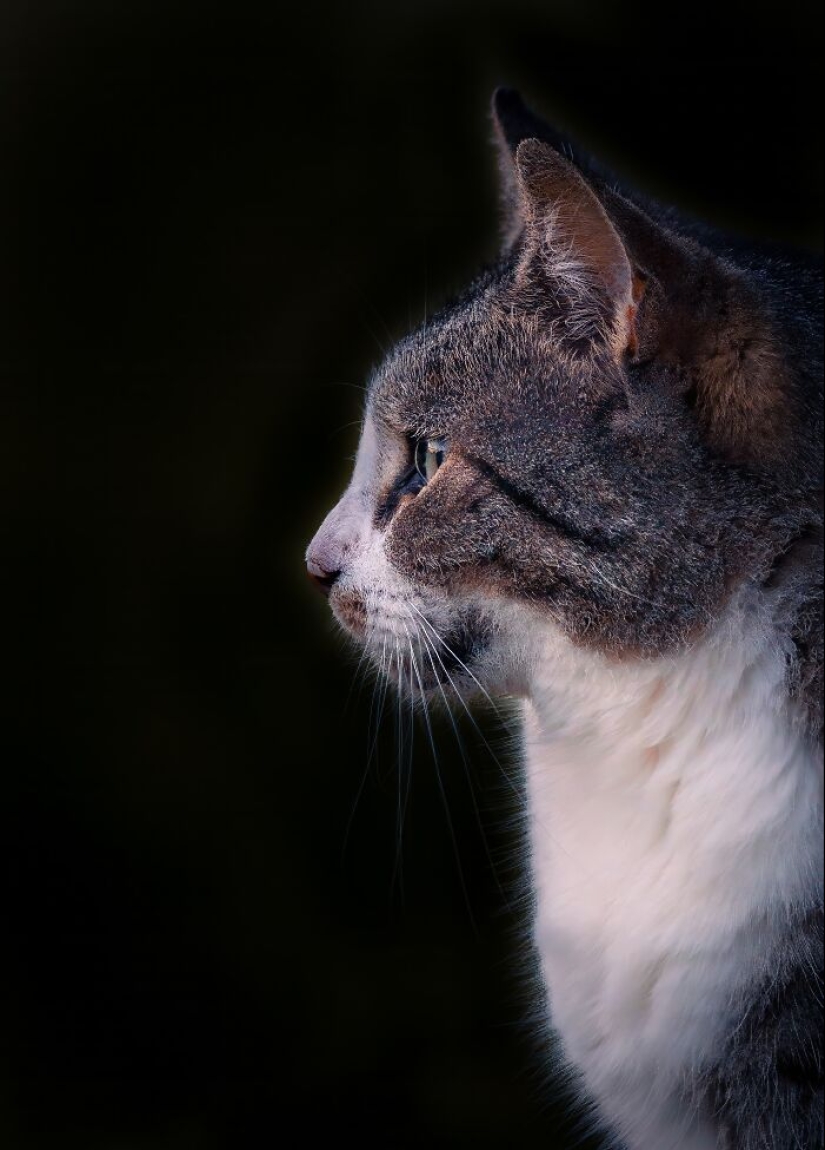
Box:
[525,591,823,1149]
[307,90,824,1148]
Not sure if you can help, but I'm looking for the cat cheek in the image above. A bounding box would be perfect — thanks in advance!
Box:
[393,491,421,516]
[384,516,445,579]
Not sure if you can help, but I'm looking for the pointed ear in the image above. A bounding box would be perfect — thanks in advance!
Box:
[491,88,604,250]
[514,138,640,353]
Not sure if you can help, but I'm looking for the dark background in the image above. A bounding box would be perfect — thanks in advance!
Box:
[1,2,822,1148]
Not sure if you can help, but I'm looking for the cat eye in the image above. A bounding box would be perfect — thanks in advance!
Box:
[415,438,447,484]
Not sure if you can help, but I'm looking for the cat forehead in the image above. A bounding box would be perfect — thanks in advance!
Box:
[367,270,612,433]
[368,306,486,429]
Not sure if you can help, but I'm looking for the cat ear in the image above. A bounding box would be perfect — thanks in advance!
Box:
[513,138,640,354]
[491,88,604,250]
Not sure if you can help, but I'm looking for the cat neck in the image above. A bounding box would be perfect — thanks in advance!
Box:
[521,587,823,1150]
[523,586,823,921]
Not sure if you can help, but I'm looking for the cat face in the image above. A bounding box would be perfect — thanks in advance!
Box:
[307,383,537,702]
[307,92,810,704]
[308,266,717,704]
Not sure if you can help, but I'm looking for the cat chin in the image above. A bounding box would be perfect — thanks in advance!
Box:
[330,576,535,701]
[363,628,475,700]
[329,587,369,639]
[383,658,490,712]
[379,649,442,699]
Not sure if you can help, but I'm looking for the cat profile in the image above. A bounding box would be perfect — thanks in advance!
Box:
[306,89,824,1150]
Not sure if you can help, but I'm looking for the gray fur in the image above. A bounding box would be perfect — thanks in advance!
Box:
[697,908,824,1150]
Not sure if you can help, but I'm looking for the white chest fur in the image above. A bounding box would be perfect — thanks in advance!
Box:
[523,599,824,1150]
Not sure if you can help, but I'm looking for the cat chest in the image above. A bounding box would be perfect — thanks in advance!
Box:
[529,784,751,1086]
[522,687,822,1096]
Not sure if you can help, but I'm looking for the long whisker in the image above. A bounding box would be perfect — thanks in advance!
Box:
[423,628,587,882]
[406,606,523,803]
[414,622,516,916]
[396,634,418,900]
[342,631,390,859]
[342,632,375,715]
[406,600,505,719]
[399,642,416,863]
[398,636,418,899]
[403,622,478,933]
[403,605,594,895]
[391,638,406,903]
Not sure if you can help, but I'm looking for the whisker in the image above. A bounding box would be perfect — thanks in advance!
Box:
[366,633,391,763]
[406,605,523,803]
[399,640,416,865]
[406,600,505,719]
[414,623,516,917]
[342,634,374,715]
[403,622,478,934]
[324,379,368,395]
[342,632,390,859]
[329,419,366,442]
[391,638,406,903]
[401,607,580,889]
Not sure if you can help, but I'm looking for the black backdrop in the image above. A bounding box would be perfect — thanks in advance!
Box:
[1,3,822,1148]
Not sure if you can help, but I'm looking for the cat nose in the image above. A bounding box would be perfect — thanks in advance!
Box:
[306,496,358,596]
[306,555,341,597]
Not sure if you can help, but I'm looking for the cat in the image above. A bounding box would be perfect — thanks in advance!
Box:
[306,88,824,1150]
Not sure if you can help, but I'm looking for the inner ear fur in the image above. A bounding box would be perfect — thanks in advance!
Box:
[514,138,639,354]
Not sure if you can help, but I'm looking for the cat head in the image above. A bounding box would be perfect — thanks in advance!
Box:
[306,90,818,703]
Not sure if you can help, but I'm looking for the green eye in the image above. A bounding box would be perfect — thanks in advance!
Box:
[415,438,447,484]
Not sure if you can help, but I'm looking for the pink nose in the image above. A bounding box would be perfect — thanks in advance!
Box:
[307,499,356,596]
[306,554,341,597]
